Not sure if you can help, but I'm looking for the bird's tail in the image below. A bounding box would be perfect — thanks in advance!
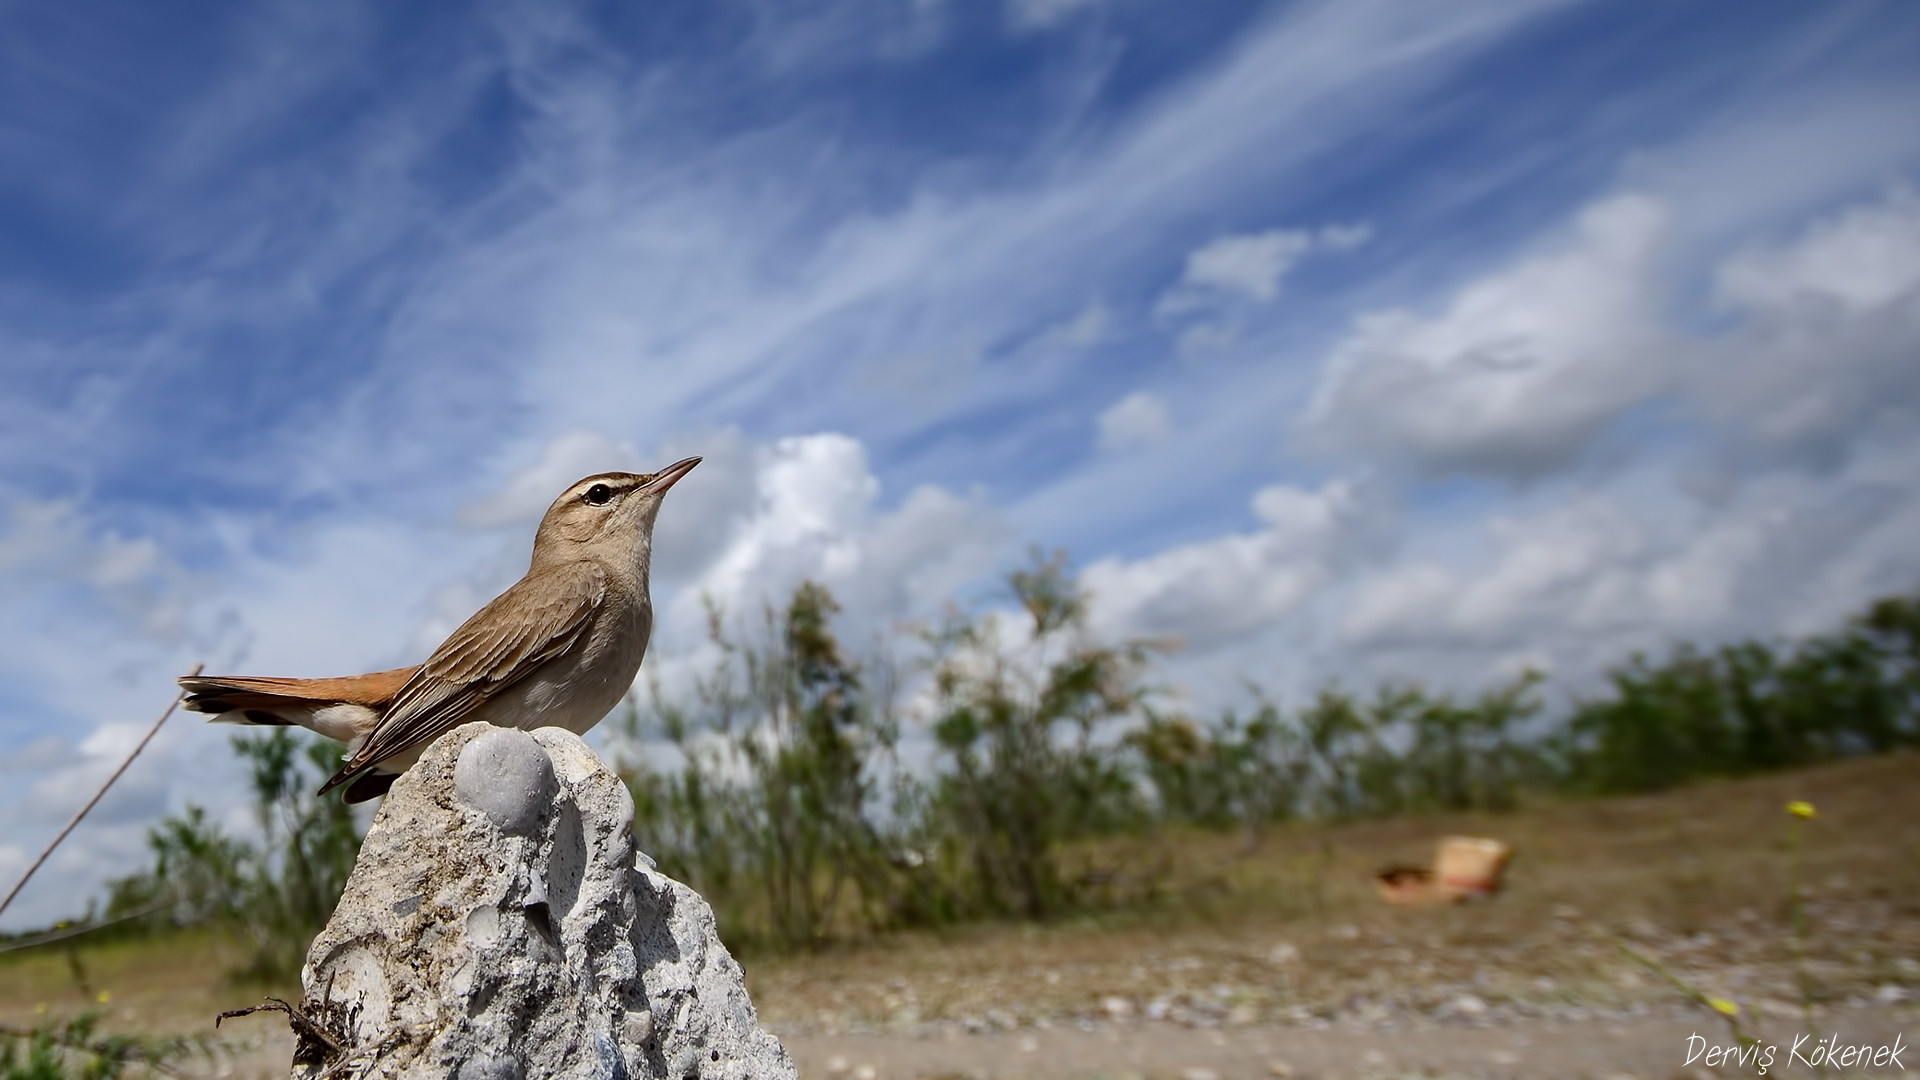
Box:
[178,667,419,725]
[180,676,313,726]
[180,668,422,804]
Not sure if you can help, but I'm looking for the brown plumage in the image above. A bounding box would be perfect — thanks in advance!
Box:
[181,457,700,803]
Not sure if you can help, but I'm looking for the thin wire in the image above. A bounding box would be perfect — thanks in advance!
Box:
[0,897,183,955]
[0,663,203,922]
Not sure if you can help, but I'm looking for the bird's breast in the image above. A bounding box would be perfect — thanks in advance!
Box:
[479,590,652,736]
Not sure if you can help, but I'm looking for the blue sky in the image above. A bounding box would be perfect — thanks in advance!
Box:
[3,0,1919,928]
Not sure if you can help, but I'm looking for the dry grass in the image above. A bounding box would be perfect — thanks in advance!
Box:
[3,753,1915,1053]
[0,926,293,1035]
[746,752,1920,1032]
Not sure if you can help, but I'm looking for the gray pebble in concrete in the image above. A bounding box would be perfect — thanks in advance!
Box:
[454,727,558,835]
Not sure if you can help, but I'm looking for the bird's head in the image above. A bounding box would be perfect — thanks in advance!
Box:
[532,456,701,567]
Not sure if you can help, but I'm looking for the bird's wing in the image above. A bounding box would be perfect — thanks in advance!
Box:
[318,563,607,795]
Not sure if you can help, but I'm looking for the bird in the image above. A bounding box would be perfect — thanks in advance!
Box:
[179,458,701,803]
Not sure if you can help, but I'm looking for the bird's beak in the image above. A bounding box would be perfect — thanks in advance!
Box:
[643,456,702,495]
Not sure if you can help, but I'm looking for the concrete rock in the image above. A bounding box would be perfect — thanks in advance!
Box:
[292,722,797,1080]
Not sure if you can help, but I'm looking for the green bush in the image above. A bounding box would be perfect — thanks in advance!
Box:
[621,582,906,949]
[103,729,361,979]
[1570,597,1920,792]
[919,549,1154,920]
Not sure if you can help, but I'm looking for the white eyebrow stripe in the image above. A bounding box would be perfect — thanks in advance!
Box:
[572,475,644,498]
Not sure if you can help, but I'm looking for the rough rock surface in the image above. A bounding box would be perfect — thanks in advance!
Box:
[291,722,797,1080]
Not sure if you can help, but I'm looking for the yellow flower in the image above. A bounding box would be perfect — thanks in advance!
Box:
[96,990,111,1005]
[1710,997,1740,1016]
[1786,801,1817,819]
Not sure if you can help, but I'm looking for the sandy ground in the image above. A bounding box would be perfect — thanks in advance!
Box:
[777,1005,1915,1079]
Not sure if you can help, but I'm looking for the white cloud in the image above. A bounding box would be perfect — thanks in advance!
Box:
[1303,194,1675,480]
[1097,391,1172,452]
[1182,229,1316,302]
[1138,184,1920,702]
[0,713,267,932]
[1333,438,1920,686]
[1164,222,1372,310]
[1157,221,1375,354]
[1081,480,1378,652]
[1698,187,1920,464]
[693,434,881,604]
[1304,186,1920,482]
[665,433,1007,643]
[1342,494,1720,651]
[1717,187,1920,314]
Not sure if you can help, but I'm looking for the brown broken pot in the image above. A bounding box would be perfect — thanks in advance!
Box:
[1373,836,1514,906]
[1434,836,1513,901]
[1374,865,1435,906]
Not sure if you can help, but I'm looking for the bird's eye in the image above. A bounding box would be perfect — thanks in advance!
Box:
[585,483,613,505]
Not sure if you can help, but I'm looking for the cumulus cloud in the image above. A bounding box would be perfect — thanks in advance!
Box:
[1342,494,1724,652]
[1080,480,1381,652]
[688,434,879,607]
[1698,186,1920,465]
[1717,187,1920,313]
[1334,441,1920,687]
[1271,184,1920,692]
[664,433,1007,643]
[1303,194,1675,480]
[1097,391,1172,452]
[1304,186,1920,483]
